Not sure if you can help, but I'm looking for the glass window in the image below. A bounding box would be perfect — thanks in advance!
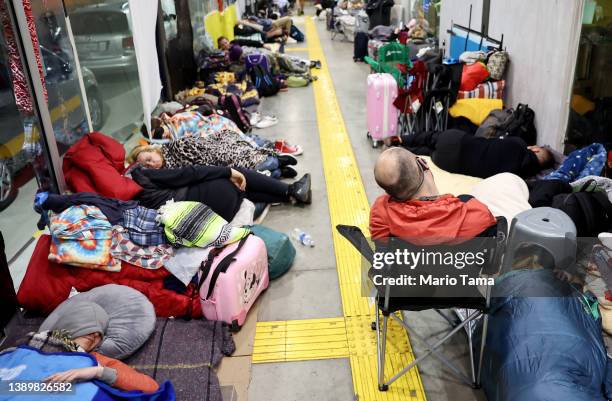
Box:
[65,0,144,143]
[565,0,612,153]
[0,1,58,262]
[410,0,441,40]
[70,11,130,36]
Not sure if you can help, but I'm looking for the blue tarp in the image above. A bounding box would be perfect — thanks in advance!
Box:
[479,269,612,401]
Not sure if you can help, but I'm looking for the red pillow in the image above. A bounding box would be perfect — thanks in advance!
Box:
[460,62,490,91]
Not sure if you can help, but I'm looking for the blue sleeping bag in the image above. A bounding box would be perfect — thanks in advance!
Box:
[480,269,612,401]
[0,346,175,401]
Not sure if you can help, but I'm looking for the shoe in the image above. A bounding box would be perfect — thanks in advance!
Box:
[275,140,303,156]
[286,37,298,44]
[251,116,278,128]
[277,154,298,166]
[280,166,298,178]
[288,173,311,204]
[250,112,261,125]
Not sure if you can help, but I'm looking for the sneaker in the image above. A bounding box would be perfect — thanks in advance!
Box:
[254,117,279,129]
[275,140,303,156]
[288,173,312,204]
[250,112,262,125]
[286,37,298,44]
[277,154,298,166]
[280,166,298,178]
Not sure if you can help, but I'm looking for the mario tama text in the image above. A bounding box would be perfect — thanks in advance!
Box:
[368,242,496,297]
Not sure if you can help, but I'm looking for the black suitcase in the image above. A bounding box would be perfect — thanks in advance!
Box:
[354,32,368,61]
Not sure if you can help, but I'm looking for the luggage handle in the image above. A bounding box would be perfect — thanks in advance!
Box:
[200,236,251,300]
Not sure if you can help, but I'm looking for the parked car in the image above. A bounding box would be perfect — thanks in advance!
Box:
[0,46,102,210]
[69,2,138,74]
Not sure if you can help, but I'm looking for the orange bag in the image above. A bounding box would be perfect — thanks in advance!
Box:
[460,61,490,91]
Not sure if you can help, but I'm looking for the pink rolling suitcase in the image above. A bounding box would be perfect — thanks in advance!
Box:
[367,73,399,146]
[197,235,269,331]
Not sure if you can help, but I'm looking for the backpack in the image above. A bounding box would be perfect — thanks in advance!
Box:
[245,53,270,73]
[551,182,612,236]
[249,224,295,279]
[219,94,252,133]
[290,25,305,42]
[475,103,537,145]
[487,50,509,80]
[249,64,281,97]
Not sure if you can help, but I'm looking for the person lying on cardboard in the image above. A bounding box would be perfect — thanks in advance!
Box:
[395,129,553,179]
[22,302,159,393]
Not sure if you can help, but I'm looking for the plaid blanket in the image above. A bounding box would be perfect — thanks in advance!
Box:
[123,206,166,246]
[458,80,505,100]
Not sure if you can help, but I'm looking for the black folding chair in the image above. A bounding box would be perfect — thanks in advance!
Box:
[336,217,507,390]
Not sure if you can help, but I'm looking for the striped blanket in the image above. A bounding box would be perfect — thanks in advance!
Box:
[157,200,250,248]
[458,80,505,100]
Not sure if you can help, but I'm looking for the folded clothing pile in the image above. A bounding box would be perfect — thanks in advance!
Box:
[48,205,120,271]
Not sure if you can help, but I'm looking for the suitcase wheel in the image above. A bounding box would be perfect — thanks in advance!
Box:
[229,320,241,332]
[367,132,380,148]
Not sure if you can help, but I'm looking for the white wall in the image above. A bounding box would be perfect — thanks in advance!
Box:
[488,0,584,150]
[438,0,483,50]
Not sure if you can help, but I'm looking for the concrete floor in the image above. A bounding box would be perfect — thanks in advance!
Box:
[246,15,485,401]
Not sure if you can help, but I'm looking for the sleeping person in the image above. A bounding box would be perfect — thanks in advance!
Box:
[128,164,311,222]
[397,129,553,179]
[23,302,159,393]
[130,132,299,179]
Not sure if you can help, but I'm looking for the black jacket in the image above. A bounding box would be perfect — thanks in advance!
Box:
[431,129,541,179]
[130,166,242,221]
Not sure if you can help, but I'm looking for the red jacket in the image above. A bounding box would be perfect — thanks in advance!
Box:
[17,235,201,318]
[369,194,496,244]
[63,132,142,200]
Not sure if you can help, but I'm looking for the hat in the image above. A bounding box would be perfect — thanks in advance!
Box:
[229,44,243,62]
[49,301,109,339]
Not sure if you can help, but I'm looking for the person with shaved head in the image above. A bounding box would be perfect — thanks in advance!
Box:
[370,147,496,243]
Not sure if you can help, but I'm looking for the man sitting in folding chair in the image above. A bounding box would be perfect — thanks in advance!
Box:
[340,147,506,391]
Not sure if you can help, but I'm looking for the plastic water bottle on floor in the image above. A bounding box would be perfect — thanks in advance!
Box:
[293,228,315,247]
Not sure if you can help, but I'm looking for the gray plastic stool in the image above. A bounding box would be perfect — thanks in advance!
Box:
[501,207,577,274]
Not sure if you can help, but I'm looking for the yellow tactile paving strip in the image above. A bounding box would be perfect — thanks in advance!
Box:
[253,318,349,363]
[252,18,426,401]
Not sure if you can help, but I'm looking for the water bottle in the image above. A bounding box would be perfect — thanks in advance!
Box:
[293,228,315,247]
